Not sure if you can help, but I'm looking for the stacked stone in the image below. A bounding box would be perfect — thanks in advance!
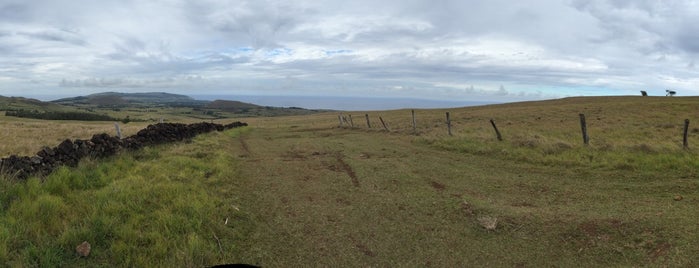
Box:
[0,121,248,179]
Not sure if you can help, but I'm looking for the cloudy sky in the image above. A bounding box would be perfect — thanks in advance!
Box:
[1,0,699,105]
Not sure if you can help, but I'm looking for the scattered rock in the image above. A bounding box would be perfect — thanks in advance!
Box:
[477,216,498,231]
[674,195,683,201]
[76,241,91,257]
[461,201,474,216]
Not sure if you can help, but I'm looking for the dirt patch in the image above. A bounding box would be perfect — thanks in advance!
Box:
[515,182,549,195]
[335,154,360,187]
[648,241,671,262]
[335,198,351,206]
[355,243,376,257]
[430,180,446,191]
[281,150,307,161]
[577,219,623,238]
[511,201,536,207]
[564,218,672,264]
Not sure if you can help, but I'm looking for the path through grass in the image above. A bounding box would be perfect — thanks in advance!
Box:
[226,122,698,266]
[0,97,698,266]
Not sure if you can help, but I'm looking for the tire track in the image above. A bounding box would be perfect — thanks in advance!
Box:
[335,153,360,187]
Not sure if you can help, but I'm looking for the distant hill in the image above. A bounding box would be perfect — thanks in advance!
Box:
[0,91,332,119]
[206,100,261,112]
[52,92,207,106]
[0,95,71,111]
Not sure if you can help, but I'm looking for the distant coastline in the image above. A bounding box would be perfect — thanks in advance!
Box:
[190,95,495,111]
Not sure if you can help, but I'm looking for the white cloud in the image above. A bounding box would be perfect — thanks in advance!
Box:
[1,0,699,104]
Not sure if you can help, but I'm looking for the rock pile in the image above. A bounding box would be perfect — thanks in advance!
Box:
[0,121,247,180]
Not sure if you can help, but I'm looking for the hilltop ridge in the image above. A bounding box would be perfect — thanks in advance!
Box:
[52,92,206,106]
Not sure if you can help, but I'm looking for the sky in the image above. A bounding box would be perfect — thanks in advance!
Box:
[2,0,699,106]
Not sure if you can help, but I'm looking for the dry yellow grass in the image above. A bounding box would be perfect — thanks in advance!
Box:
[335,96,699,152]
[0,116,242,157]
[0,117,150,157]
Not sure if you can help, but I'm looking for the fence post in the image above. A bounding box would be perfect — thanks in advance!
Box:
[114,123,122,139]
[683,119,690,149]
[446,112,452,136]
[579,113,589,145]
[338,114,343,127]
[365,114,371,128]
[348,115,354,128]
[490,119,503,141]
[412,109,417,134]
[379,116,390,131]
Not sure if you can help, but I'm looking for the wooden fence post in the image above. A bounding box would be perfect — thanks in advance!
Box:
[412,109,417,134]
[683,119,690,149]
[579,113,589,145]
[379,117,390,131]
[365,114,371,128]
[446,112,452,136]
[338,114,343,127]
[490,119,503,141]
[348,115,354,128]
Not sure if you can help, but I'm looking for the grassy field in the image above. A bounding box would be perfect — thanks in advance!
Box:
[0,96,697,266]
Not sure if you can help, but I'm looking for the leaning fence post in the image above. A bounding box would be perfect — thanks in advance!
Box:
[683,119,690,149]
[446,112,452,136]
[365,114,371,128]
[379,116,390,131]
[490,119,503,141]
[348,115,354,128]
[338,114,344,127]
[579,113,589,145]
[114,122,122,139]
[412,110,417,134]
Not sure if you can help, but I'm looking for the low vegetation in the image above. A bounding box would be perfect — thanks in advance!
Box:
[5,109,120,122]
[0,96,696,266]
[0,128,250,266]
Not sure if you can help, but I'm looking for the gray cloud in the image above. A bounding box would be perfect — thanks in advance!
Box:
[17,29,86,46]
[0,3,30,22]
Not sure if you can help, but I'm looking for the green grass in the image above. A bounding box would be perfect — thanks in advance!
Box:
[220,124,698,266]
[0,96,698,266]
[0,128,252,267]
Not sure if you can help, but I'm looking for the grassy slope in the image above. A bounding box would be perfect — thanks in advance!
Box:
[0,96,697,266]
[0,129,250,266]
[231,113,698,266]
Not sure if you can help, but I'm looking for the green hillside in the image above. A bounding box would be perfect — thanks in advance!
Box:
[52,92,207,106]
[206,100,261,111]
[0,96,697,266]
[0,96,72,112]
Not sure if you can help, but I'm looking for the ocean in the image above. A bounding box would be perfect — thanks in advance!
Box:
[190,95,494,111]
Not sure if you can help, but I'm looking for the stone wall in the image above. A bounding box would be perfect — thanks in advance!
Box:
[0,121,247,180]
